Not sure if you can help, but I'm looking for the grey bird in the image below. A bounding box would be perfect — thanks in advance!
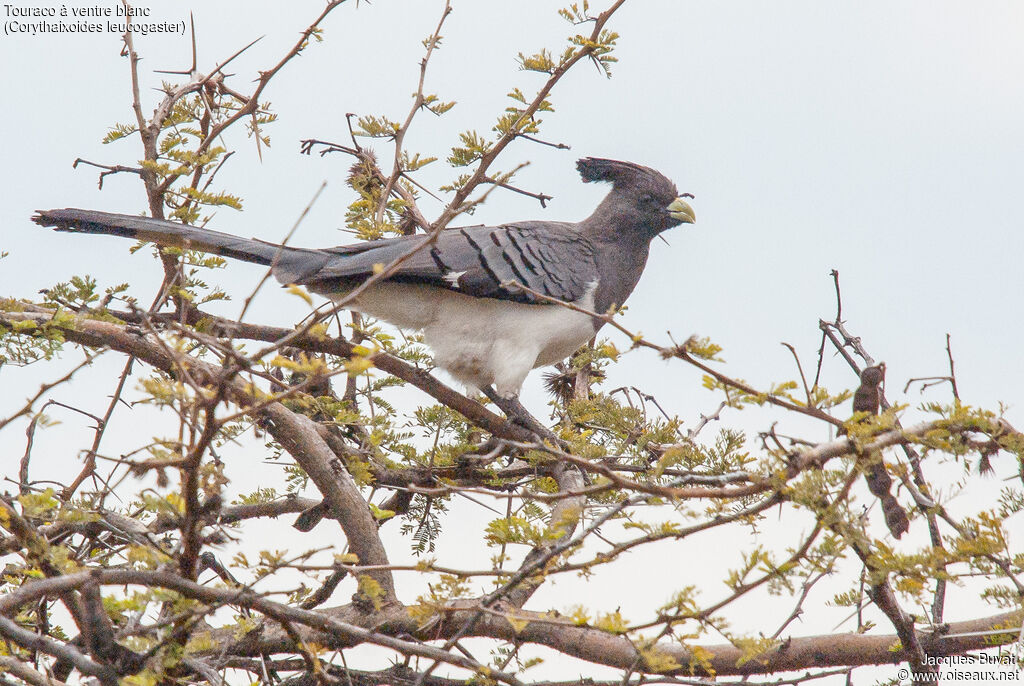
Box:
[851,363,911,538]
[34,157,695,398]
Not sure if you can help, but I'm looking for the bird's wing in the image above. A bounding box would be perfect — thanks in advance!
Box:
[299,222,599,305]
[32,209,600,305]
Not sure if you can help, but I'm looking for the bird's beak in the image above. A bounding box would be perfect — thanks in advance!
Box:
[667,197,696,224]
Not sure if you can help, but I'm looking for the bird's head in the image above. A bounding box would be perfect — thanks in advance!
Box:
[860,363,886,386]
[577,157,695,237]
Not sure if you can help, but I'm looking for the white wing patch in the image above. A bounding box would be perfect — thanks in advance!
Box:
[444,270,466,288]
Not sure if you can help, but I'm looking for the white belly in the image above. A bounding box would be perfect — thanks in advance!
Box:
[335,282,598,396]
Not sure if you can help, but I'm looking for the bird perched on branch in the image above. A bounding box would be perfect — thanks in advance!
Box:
[34,157,695,401]
[851,363,911,538]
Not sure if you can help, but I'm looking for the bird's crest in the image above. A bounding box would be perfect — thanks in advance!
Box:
[576,157,673,191]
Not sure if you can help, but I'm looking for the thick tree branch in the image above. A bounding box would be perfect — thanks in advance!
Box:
[0,615,118,685]
[0,571,522,686]
[0,655,69,686]
[0,310,395,598]
[0,571,1019,678]
[87,303,533,442]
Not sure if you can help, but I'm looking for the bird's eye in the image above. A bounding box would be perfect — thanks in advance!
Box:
[639,193,654,205]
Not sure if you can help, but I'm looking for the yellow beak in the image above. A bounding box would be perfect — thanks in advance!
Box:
[667,197,696,224]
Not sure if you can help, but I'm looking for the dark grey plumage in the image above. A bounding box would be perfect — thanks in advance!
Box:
[852,364,885,416]
[307,221,600,305]
[852,363,910,539]
[33,157,695,396]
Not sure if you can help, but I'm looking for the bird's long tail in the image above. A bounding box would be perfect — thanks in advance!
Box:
[33,209,328,284]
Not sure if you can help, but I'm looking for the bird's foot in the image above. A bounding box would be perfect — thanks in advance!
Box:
[482,386,563,446]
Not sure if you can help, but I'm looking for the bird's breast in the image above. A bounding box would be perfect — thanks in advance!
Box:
[335,281,600,394]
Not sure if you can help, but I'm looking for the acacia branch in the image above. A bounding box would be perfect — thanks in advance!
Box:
[506,280,843,428]
[61,356,135,500]
[429,0,627,230]
[411,457,587,686]
[0,655,69,686]
[148,3,349,199]
[0,615,118,685]
[6,308,1018,505]
[170,306,532,441]
[300,140,432,232]
[0,309,395,598]
[820,271,954,625]
[0,571,523,686]
[0,355,95,433]
[374,1,452,227]
[10,300,530,442]
[0,497,323,556]
[71,158,142,189]
[1,571,1020,678]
